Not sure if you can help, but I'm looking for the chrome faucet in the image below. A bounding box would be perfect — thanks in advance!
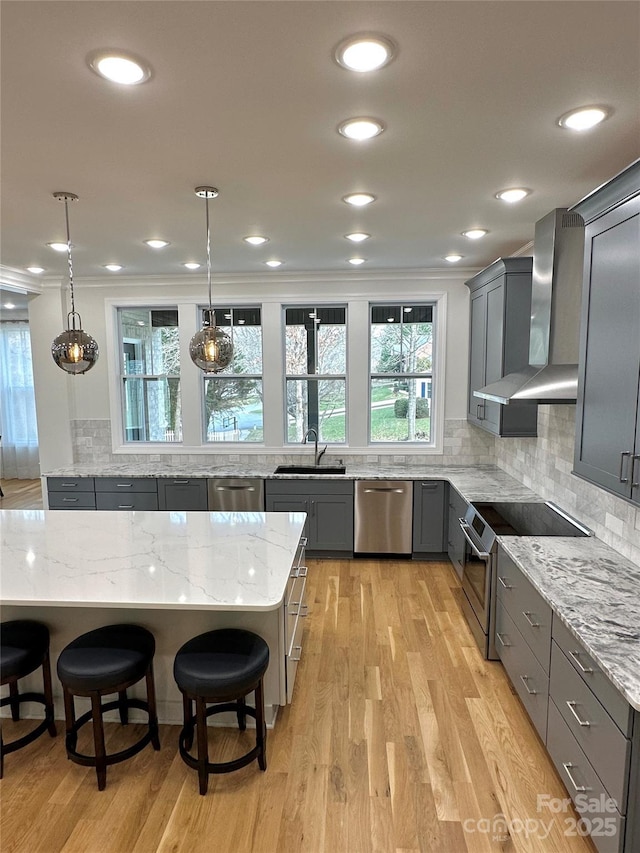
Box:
[301,427,327,467]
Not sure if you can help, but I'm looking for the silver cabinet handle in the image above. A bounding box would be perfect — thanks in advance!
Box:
[522,611,540,628]
[476,403,485,420]
[498,576,513,589]
[61,482,78,487]
[420,482,438,489]
[62,497,79,502]
[568,650,593,674]
[519,675,537,695]
[300,604,309,616]
[172,479,190,485]
[566,700,591,727]
[632,455,640,489]
[116,483,134,488]
[290,645,302,662]
[619,451,631,483]
[562,763,590,793]
[300,537,308,547]
[118,505,134,509]
[496,632,510,647]
[290,566,308,579]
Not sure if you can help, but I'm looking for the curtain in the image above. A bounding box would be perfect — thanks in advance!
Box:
[0,322,40,478]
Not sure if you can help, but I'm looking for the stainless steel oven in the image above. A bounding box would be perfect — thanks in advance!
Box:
[459,501,590,660]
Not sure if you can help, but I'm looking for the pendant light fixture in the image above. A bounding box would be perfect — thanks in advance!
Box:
[189,186,233,372]
[51,192,99,374]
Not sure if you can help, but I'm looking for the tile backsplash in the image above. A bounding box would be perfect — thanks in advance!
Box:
[495,405,640,566]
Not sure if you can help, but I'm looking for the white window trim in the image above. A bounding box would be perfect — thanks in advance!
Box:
[105,290,447,455]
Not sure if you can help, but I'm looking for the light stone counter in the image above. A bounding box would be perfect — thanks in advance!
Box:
[498,536,640,711]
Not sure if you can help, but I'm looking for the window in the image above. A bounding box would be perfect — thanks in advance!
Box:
[202,307,263,442]
[285,306,346,443]
[369,304,433,443]
[119,308,181,442]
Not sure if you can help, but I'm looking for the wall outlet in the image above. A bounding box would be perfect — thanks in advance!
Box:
[394,455,406,463]
[228,454,240,462]
[366,455,378,463]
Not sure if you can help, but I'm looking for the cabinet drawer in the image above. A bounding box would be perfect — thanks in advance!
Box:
[286,576,307,650]
[95,477,157,493]
[47,491,96,509]
[495,600,549,741]
[496,548,552,670]
[47,477,95,492]
[547,700,625,853]
[95,492,159,511]
[552,616,633,737]
[550,641,631,810]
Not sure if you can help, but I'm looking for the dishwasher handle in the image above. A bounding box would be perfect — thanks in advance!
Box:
[362,487,407,493]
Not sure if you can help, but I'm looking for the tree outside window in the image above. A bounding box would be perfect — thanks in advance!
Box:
[370,304,433,443]
[285,306,346,443]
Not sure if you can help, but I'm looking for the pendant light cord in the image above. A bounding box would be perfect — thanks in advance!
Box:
[64,197,76,318]
[205,194,214,325]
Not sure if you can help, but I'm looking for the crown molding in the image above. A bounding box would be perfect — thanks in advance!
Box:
[0,265,45,293]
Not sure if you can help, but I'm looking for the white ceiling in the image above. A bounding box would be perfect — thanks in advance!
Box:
[1,0,639,286]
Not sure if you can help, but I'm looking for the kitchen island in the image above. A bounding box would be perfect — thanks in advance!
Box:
[0,509,307,725]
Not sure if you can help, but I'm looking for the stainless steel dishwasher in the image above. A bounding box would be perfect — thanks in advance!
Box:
[354,480,413,554]
[207,478,264,511]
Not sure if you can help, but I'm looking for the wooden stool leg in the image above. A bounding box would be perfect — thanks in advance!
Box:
[91,693,107,791]
[63,687,77,752]
[236,696,247,731]
[42,651,57,737]
[145,665,161,750]
[255,679,267,771]
[196,697,209,795]
[117,690,128,725]
[182,692,194,751]
[9,681,20,722]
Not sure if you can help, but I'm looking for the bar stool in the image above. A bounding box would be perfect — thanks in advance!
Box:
[56,624,160,790]
[173,628,269,794]
[1,620,57,776]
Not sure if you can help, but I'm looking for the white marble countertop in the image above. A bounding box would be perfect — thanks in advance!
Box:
[499,536,640,711]
[0,510,306,612]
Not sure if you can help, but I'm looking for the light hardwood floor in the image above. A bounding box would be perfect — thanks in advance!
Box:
[0,479,44,510]
[0,492,596,852]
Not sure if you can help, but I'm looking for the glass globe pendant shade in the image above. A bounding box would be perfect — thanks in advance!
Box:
[51,312,99,374]
[189,311,233,373]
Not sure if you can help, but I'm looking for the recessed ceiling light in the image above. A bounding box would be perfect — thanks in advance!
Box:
[343,193,376,207]
[444,254,463,263]
[348,257,366,265]
[103,263,123,272]
[4,302,16,310]
[338,118,385,140]
[27,266,45,274]
[462,229,488,240]
[265,260,283,267]
[144,239,170,249]
[47,242,71,252]
[183,262,201,270]
[87,50,152,85]
[345,232,370,243]
[334,34,396,72]
[558,106,610,131]
[495,188,531,203]
[243,236,269,245]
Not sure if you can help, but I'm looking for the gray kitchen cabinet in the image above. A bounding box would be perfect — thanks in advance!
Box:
[265,479,354,556]
[412,480,446,555]
[465,257,538,437]
[94,476,158,511]
[157,478,208,511]
[47,477,96,510]
[573,161,640,505]
[447,485,468,578]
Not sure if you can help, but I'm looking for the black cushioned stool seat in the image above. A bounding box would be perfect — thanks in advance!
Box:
[56,624,160,790]
[173,628,269,794]
[1,620,57,776]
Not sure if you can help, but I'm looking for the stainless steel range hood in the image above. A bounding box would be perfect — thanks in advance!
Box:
[474,208,585,405]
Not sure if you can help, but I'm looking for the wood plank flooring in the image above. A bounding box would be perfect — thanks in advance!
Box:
[0,513,597,851]
[0,479,43,510]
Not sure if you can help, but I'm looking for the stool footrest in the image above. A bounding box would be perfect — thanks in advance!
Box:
[179,703,261,774]
[65,698,159,768]
[0,693,56,754]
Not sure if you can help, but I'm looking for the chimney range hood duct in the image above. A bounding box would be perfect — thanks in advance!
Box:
[474,208,585,405]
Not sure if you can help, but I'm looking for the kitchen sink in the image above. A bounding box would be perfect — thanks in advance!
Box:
[273,464,346,475]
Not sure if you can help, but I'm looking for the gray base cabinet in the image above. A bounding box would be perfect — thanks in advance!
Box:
[466,257,538,437]
[573,162,640,506]
[95,477,158,511]
[47,477,96,510]
[447,486,468,578]
[265,479,354,556]
[157,478,208,511]
[412,480,446,555]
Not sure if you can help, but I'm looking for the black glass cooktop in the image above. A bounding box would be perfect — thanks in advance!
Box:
[472,502,590,537]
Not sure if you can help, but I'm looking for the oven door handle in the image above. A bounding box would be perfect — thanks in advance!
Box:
[458,520,491,560]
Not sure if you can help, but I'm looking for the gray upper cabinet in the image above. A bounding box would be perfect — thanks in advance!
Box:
[466,257,538,437]
[573,162,640,504]
[157,478,208,511]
